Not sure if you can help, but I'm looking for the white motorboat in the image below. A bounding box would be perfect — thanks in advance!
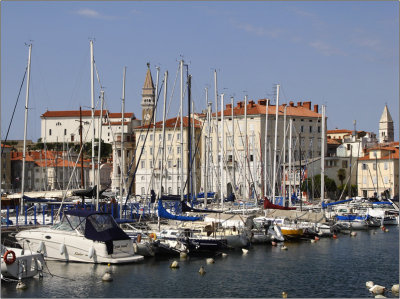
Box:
[251,217,285,243]
[15,210,144,264]
[1,245,45,279]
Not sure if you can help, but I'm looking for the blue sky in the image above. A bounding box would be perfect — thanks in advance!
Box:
[1,1,398,141]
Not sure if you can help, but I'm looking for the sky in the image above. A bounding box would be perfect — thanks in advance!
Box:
[1,1,398,142]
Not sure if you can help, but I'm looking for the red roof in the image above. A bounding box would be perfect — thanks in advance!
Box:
[41,110,134,119]
[1,144,12,148]
[136,116,202,130]
[213,100,322,118]
[359,145,399,161]
[327,129,352,134]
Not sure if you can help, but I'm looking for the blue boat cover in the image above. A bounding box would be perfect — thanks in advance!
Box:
[23,195,61,203]
[64,210,130,254]
[372,201,393,205]
[321,198,353,209]
[196,192,216,199]
[157,200,202,221]
[336,214,369,221]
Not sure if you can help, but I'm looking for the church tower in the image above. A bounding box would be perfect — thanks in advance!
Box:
[379,104,394,143]
[141,63,155,126]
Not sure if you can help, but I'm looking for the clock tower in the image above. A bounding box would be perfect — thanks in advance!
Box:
[141,63,155,126]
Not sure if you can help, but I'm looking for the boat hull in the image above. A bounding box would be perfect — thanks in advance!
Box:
[15,228,143,264]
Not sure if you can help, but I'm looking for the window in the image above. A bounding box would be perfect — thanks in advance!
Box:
[250,155,254,162]
[301,126,304,133]
[342,161,348,168]
[150,160,153,168]
[177,133,181,141]
[141,161,145,169]
[168,187,172,194]
[150,148,153,156]
[158,160,161,168]
[49,129,52,136]
[318,126,321,133]
[362,163,367,170]
[309,126,312,133]
[71,135,74,142]
[168,134,172,141]
[347,144,351,150]
[177,159,181,169]
[384,176,389,184]
[140,135,144,141]
[159,134,162,141]
[150,134,153,141]
[168,160,172,168]
[363,176,367,184]
[177,147,181,154]
[384,162,388,170]
[64,129,67,135]
[373,164,376,170]
[141,187,145,195]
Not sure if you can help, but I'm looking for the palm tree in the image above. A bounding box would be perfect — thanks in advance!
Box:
[337,168,346,187]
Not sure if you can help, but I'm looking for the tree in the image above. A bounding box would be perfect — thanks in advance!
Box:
[301,174,337,199]
[338,184,358,198]
[337,168,346,187]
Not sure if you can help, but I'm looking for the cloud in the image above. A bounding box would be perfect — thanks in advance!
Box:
[309,41,347,57]
[233,21,283,38]
[75,8,117,20]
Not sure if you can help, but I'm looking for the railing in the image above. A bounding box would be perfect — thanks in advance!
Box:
[0,202,159,228]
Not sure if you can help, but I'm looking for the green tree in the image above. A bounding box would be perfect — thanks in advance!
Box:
[337,168,346,187]
[338,184,358,197]
[301,174,337,199]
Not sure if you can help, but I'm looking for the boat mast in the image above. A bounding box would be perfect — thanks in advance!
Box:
[120,67,126,218]
[231,96,235,193]
[96,90,104,211]
[320,105,325,204]
[244,95,248,201]
[21,43,32,214]
[204,88,209,208]
[180,60,184,202]
[214,70,219,200]
[160,71,168,199]
[90,40,95,189]
[288,118,293,206]
[192,99,196,201]
[79,107,85,188]
[272,84,280,204]
[220,93,225,208]
[282,105,287,204]
[152,66,160,192]
[264,99,269,197]
[187,73,192,204]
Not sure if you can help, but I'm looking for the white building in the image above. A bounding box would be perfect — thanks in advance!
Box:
[200,99,326,201]
[40,110,140,144]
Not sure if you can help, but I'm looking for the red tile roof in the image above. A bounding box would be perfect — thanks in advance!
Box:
[359,145,399,161]
[1,144,12,148]
[327,129,352,134]
[41,110,134,119]
[135,116,202,130]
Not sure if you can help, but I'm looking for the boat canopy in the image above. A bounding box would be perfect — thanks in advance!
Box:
[321,198,353,209]
[181,201,222,214]
[23,195,61,203]
[263,197,296,210]
[63,210,130,254]
[157,200,202,221]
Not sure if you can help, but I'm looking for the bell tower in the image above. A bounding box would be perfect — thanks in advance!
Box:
[141,63,155,126]
[379,104,394,143]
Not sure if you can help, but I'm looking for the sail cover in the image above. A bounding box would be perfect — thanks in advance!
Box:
[181,201,222,214]
[157,200,202,221]
[263,197,296,210]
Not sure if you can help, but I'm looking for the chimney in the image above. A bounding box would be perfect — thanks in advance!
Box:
[289,101,294,107]
[314,104,319,113]
[249,100,255,107]
[303,101,311,110]
[237,101,243,108]
[258,99,267,106]
[297,101,302,107]
[226,103,232,109]
[282,103,287,107]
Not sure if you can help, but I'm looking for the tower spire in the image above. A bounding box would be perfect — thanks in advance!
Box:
[141,64,155,125]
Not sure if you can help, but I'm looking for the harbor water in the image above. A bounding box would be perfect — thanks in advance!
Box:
[2,226,399,298]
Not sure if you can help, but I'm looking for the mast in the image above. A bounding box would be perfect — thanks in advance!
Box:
[214,70,219,199]
[272,84,280,204]
[299,132,302,211]
[282,105,287,203]
[244,95,248,201]
[160,71,168,198]
[21,43,32,214]
[220,93,225,208]
[187,73,192,203]
[90,40,95,188]
[320,105,325,204]
[180,60,184,202]
[204,88,209,208]
[231,96,235,192]
[96,90,104,211]
[264,99,269,197]
[120,67,126,218]
[288,118,293,206]
[152,66,160,191]
[192,100,196,201]
[79,107,84,188]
